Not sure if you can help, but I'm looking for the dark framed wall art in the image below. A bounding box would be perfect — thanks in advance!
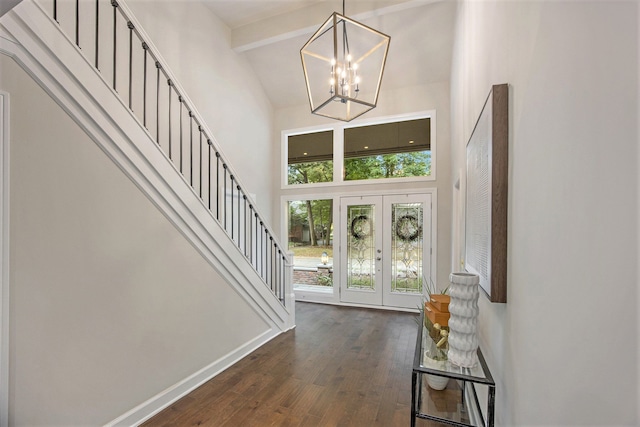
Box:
[465,83,509,303]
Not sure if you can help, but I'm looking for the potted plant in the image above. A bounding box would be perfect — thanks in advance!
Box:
[423,334,450,390]
[420,276,451,390]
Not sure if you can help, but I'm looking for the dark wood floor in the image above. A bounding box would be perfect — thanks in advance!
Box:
[142,302,438,426]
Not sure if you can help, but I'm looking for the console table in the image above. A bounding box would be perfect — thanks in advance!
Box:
[412,313,496,426]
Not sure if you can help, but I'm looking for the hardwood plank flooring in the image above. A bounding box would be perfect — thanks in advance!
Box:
[142,302,444,426]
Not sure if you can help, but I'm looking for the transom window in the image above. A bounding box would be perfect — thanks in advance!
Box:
[284,113,435,187]
[344,118,431,181]
[287,130,333,185]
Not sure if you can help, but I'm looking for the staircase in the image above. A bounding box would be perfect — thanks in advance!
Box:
[0,0,294,425]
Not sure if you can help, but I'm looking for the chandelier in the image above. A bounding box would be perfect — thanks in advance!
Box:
[300,1,390,122]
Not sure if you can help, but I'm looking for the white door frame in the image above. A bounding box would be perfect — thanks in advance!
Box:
[282,187,437,309]
[340,193,434,309]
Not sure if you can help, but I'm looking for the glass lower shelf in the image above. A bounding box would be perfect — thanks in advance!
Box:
[420,380,470,424]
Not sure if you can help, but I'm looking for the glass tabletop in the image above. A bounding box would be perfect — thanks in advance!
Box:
[413,313,495,386]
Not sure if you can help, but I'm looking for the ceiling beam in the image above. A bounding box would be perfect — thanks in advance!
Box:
[231,0,442,52]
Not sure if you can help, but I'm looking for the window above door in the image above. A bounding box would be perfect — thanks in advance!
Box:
[283,112,436,188]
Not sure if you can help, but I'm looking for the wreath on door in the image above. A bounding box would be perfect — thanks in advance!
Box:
[395,214,421,242]
[350,215,371,240]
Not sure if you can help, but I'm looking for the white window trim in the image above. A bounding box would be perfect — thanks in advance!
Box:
[281,110,437,190]
[280,187,438,307]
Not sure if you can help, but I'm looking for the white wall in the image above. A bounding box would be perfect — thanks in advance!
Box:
[1,54,270,425]
[125,0,276,225]
[275,80,453,293]
[637,6,640,423]
[450,1,638,425]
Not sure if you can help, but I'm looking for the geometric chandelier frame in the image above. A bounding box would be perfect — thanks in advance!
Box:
[301,8,390,122]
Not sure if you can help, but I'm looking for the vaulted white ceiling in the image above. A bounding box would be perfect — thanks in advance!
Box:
[201,0,456,109]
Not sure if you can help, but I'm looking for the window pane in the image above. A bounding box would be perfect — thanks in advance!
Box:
[288,131,333,185]
[288,199,334,291]
[344,118,431,181]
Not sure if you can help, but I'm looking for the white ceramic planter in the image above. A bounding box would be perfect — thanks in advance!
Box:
[447,272,480,368]
[423,355,449,390]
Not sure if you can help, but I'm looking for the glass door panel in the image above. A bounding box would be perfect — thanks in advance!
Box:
[340,193,432,309]
[347,204,375,291]
[383,194,431,309]
[340,196,383,305]
[391,203,423,293]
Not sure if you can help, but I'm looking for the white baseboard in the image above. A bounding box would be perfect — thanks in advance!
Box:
[105,328,281,427]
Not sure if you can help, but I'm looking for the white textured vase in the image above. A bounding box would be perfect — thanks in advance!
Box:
[447,272,480,368]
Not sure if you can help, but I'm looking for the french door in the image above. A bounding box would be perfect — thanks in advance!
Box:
[340,194,432,309]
